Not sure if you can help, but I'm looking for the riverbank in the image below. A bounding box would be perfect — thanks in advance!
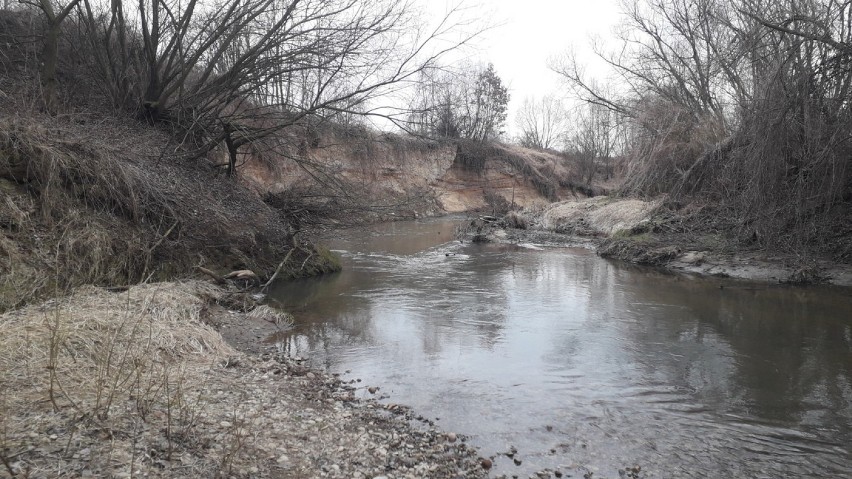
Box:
[0,281,487,478]
[462,196,852,286]
[0,90,571,479]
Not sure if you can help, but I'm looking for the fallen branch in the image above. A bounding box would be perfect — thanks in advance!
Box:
[223,270,260,286]
[260,248,296,293]
[142,220,180,279]
[196,266,226,284]
[1,451,18,478]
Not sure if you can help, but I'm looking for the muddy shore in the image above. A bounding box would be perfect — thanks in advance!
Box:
[461,197,852,287]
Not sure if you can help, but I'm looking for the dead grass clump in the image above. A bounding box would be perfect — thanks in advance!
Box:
[0,281,236,478]
[503,211,528,230]
[0,120,160,224]
[0,119,164,308]
[540,197,661,236]
[247,305,294,327]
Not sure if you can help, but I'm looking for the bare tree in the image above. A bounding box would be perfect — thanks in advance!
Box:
[567,101,618,184]
[551,0,759,126]
[408,61,509,140]
[20,0,84,112]
[72,0,482,174]
[515,94,568,150]
[553,0,852,253]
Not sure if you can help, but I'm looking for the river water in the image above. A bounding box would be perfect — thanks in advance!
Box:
[268,218,852,478]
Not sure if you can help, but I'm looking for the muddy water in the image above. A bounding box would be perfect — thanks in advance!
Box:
[268,218,852,478]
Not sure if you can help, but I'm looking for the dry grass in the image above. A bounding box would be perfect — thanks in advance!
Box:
[0,282,488,479]
[0,119,159,309]
[0,116,306,311]
[246,305,294,328]
[503,211,529,229]
[0,281,237,478]
[540,197,661,236]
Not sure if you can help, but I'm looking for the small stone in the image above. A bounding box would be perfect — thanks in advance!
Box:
[48,434,58,440]
[306,372,316,379]
[513,458,523,466]
[219,421,232,428]
[277,454,289,464]
[480,458,493,470]
[546,425,553,431]
[446,433,457,443]
[368,386,378,394]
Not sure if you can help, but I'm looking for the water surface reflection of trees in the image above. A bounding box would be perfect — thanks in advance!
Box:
[596,261,852,438]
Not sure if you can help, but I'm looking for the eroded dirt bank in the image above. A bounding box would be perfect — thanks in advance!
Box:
[464,197,852,286]
[0,281,487,479]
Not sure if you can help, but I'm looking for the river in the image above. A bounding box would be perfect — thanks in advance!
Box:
[268,217,852,478]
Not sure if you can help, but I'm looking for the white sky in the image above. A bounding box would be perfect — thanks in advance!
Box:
[421,0,623,137]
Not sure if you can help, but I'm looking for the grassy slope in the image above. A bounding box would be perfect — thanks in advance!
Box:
[0,115,340,311]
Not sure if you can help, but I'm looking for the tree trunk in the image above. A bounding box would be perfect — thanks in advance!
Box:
[39,14,60,114]
[223,123,239,177]
[38,0,83,114]
[40,33,59,113]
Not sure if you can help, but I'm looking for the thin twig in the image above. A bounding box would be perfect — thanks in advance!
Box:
[260,247,296,293]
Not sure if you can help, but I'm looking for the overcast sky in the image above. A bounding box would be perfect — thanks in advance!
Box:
[422,0,623,137]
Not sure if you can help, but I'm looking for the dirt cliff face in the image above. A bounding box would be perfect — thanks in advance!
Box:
[241,126,579,215]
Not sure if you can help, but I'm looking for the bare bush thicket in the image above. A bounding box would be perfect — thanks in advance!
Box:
[554,0,852,256]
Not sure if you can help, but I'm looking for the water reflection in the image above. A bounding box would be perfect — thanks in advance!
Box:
[268,218,852,477]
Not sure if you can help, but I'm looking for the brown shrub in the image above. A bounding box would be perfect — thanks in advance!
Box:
[621,98,727,197]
